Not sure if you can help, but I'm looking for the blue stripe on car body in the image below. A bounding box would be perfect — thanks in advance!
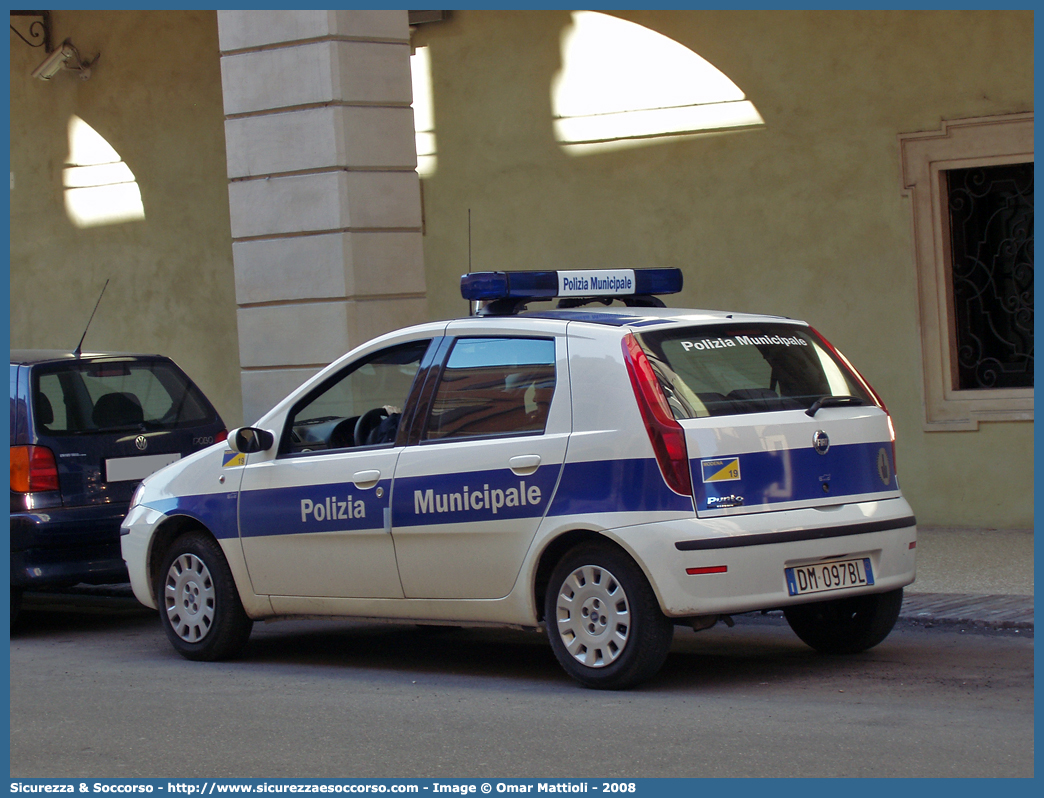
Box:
[695,441,897,512]
[148,493,240,540]
[144,442,895,540]
[548,458,695,516]
[393,466,560,527]
[238,480,391,537]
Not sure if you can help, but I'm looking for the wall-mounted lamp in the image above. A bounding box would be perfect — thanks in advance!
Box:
[31,38,98,80]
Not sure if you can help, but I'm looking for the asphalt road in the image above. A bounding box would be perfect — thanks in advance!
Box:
[9,591,1034,779]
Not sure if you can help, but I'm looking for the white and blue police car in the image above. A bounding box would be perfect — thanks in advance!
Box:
[121,269,916,689]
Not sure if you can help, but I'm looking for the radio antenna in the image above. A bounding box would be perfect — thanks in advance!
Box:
[73,279,109,358]
[467,208,473,316]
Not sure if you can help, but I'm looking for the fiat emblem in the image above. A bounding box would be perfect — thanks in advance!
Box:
[135,435,148,451]
[812,430,830,455]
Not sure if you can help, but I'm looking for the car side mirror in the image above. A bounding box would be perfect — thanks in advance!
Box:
[227,427,275,454]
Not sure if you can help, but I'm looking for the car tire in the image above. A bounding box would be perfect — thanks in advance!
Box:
[157,531,253,661]
[784,587,904,655]
[545,543,673,690]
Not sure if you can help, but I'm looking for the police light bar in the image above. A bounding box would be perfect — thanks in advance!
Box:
[461,268,683,304]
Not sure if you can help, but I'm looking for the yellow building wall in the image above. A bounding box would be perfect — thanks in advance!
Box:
[411,10,1034,528]
[9,10,243,427]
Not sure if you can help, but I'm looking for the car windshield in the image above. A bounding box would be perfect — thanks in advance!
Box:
[635,323,873,418]
[32,358,215,434]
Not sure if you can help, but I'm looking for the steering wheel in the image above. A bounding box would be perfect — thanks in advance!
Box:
[354,407,389,446]
[328,417,356,450]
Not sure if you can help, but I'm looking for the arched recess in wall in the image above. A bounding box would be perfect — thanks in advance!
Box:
[64,115,145,227]
[552,11,764,155]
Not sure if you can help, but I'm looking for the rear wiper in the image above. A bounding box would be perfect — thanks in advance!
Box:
[806,395,865,417]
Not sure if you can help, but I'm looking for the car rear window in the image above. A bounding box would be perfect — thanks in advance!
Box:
[635,323,873,418]
[32,358,216,434]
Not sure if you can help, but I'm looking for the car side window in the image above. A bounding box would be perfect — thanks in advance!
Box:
[424,337,556,441]
[10,365,21,438]
[282,339,431,455]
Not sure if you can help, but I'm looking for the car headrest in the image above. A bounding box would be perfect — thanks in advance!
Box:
[34,393,54,426]
[92,392,144,427]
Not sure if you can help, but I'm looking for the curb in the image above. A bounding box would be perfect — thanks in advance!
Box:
[901,592,1034,631]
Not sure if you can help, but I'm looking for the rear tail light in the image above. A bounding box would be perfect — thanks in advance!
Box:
[809,326,898,474]
[10,445,60,493]
[622,334,693,497]
[215,429,228,444]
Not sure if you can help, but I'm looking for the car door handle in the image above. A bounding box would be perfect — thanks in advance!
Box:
[352,470,381,489]
[509,455,541,475]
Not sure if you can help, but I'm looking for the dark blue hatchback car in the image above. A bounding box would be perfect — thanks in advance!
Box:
[10,351,226,620]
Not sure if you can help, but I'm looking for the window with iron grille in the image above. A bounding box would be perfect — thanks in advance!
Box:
[899,114,1033,429]
[945,162,1034,391]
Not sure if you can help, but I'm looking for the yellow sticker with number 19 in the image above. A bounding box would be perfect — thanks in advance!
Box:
[222,450,246,468]
[701,457,741,483]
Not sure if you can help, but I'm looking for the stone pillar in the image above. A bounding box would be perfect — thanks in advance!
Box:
[217,10,426,423]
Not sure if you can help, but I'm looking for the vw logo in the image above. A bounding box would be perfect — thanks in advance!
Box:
[134,435,148,451]
[812,430,830,455]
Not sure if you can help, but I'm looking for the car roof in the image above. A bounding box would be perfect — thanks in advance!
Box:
[9,349,166,366]
[490,305,803,329]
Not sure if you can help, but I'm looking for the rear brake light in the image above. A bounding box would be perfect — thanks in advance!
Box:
[622,334,693,497]
[215,429,228,444]
[10,445,60,493]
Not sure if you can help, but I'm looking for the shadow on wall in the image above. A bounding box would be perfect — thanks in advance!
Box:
[411,10,764,178]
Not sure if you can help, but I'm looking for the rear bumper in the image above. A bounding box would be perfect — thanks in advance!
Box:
[10,503,129,588]
[609,498,917,618]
